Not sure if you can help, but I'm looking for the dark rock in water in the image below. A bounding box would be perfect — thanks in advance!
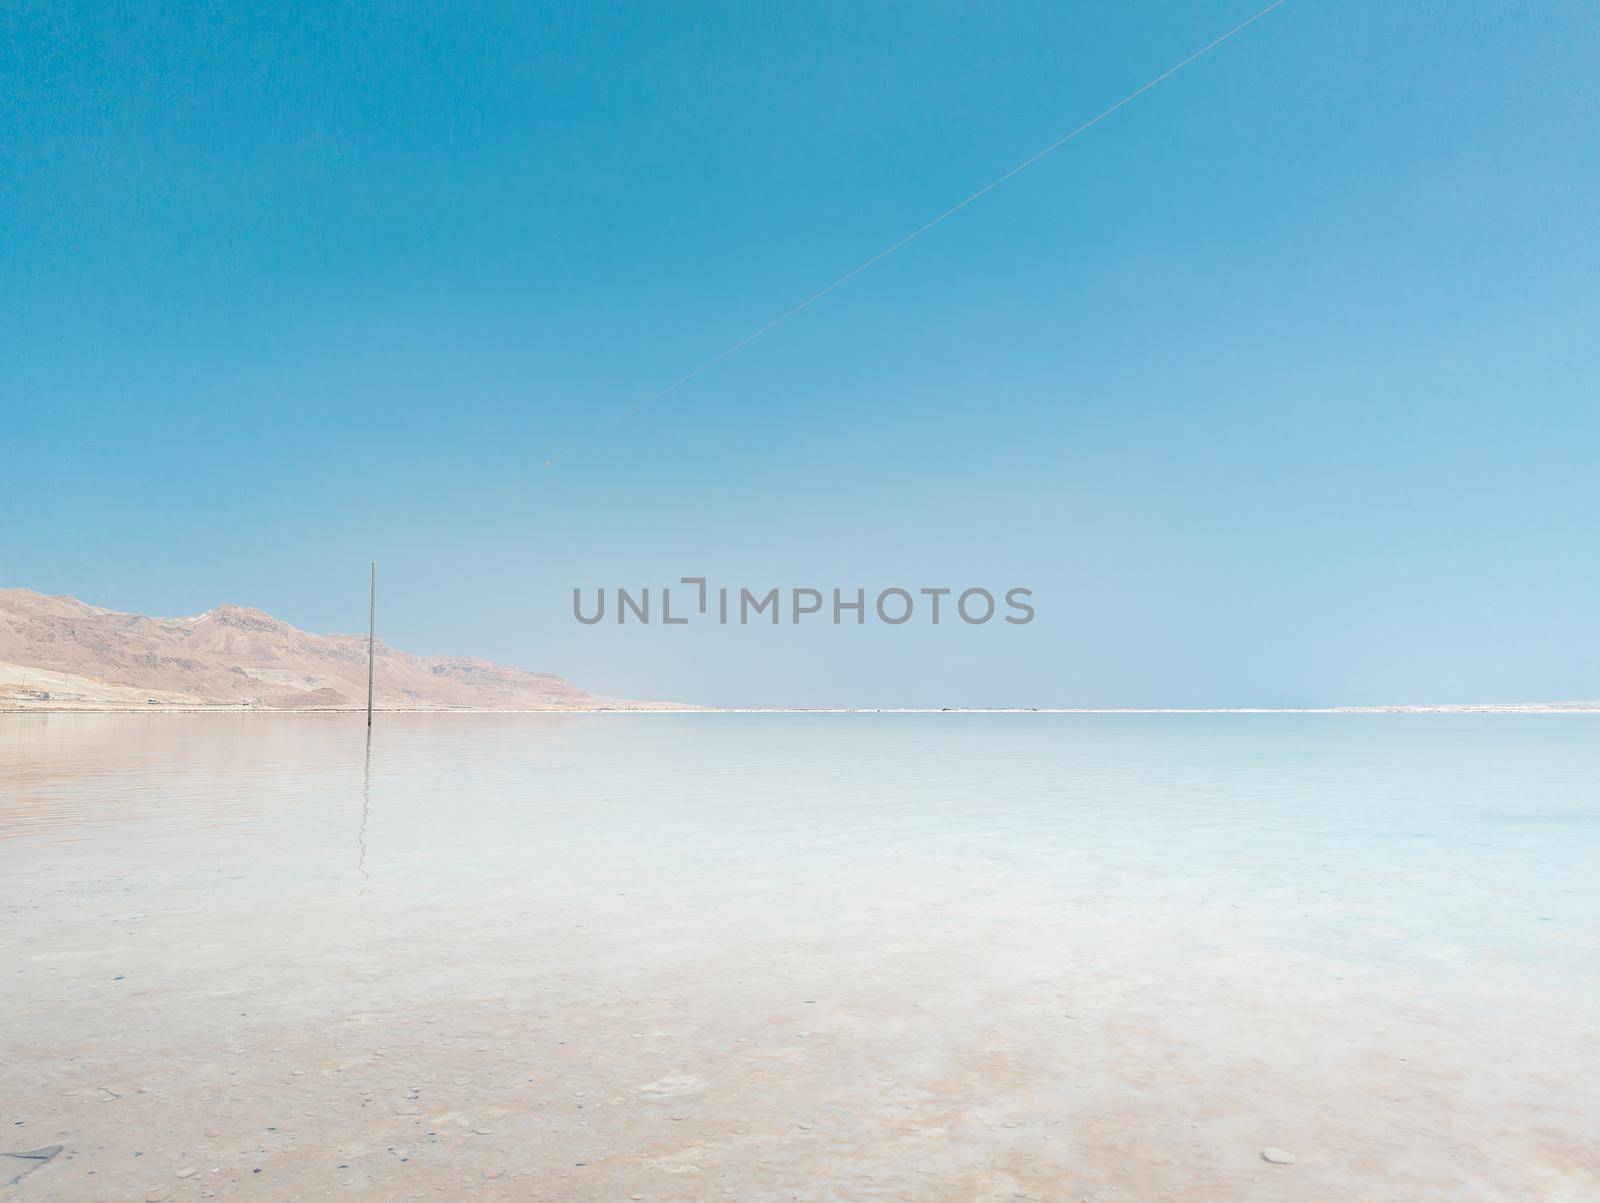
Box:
[2,1144,64,1188]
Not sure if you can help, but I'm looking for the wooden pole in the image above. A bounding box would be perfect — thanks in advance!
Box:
[367,560,376,727]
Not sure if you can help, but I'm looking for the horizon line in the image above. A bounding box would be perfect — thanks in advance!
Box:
[4,703,1599,716]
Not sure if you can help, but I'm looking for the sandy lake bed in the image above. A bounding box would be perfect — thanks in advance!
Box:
[4,712,1597,1200]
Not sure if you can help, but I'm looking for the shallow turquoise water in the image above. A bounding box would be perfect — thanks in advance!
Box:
[3,714,1598,1199]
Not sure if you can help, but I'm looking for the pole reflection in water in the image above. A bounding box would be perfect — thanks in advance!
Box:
[357,725,371,894]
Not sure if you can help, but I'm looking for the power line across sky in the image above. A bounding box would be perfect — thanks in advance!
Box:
[550,0,1294,464]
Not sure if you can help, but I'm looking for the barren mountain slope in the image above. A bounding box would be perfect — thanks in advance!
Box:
[0,588,658,710]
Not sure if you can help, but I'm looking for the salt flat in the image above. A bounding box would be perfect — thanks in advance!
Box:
[3,713,1597,1200]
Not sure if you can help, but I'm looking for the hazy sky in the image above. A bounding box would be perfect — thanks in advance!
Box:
[4,1,1597,707]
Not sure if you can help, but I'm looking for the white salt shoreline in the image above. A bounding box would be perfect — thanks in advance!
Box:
[4,702,1599,715]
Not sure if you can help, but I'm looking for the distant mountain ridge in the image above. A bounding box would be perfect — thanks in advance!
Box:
[0,588,663,711]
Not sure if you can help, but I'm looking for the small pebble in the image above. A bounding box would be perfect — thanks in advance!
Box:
[1262,1147,1296,1165]
[177,1166,197,1178]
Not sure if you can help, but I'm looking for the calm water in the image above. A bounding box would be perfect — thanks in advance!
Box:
[3,713,1598,1200]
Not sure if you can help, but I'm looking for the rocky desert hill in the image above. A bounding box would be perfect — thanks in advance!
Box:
[0,588,664,711]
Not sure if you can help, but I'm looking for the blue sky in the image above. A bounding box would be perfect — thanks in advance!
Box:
[3,1,1597,707]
